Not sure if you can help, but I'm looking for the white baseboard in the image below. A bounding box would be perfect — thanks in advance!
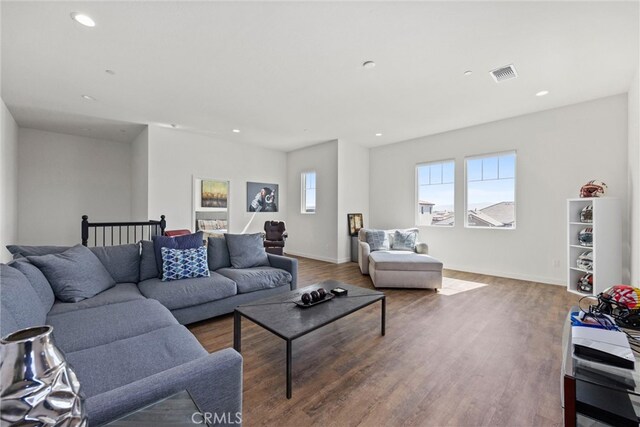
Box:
[284,250,341,264]
[443,263,565,286]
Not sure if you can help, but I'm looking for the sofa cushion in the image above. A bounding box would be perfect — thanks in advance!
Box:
[11,259,55,311]
[6,244,70,259]
[65,325,207,398]
[0,264,47,337]
[139,240,159,281]
[138,272,237,310]
[392,229,417,251]
[225,233,269,269]
[217,267,292,294]
[27,245,116,303]
[365,230,390,251]
[0,302,19,338]
[369,251,443,271]
[47,299,178,353]
[48,283,145,315]
[207,236,231,270]
[89,244,140,283]
[152,232,204,273]
[161,246,210,281]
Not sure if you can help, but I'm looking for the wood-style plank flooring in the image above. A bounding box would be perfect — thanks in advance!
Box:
[188,258,576,427]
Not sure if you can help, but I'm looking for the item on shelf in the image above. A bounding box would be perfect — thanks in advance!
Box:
[577,251,594,271]
[593,285,640,329]
[331,287,348,297]
[578,273,593,293]
[579,227,593,247]
[580,180,608,198]
[0,326,87,426]
[580,205,593,223]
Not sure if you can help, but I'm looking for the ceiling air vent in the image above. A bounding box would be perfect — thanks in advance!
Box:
[489,64,518,83]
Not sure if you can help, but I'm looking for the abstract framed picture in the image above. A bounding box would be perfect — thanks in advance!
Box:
[200,179,229,209]
[348,213,363,236]
[247,182,279,212]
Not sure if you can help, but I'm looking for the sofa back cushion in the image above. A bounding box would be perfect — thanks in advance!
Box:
[27,245,116,303]
[0,264,47,337]
[225,233,270,269]
[207,236,231,270]
[140,240,159,281]
[11,259,55,311]
[365,230,390,251]
[89,244,140,283]
[152,232,204,273]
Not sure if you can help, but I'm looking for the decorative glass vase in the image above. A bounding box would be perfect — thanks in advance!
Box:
[0,325,87,426]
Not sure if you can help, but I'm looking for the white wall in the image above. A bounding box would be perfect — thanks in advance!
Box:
[286,140,339,262]
[337,140,369,262]
[629,69,640,287]
[370,95,629,285]
[131,127,149,220]
[0,98,18,261]
[17,128,133,245]
[146,126,286,234]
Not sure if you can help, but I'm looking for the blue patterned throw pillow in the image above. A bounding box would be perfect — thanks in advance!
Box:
[392,230,417,251]
[161,246,210,282]
[365,230,390,251]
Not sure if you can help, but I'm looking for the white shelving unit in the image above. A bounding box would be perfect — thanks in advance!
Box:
[567,197,621,296]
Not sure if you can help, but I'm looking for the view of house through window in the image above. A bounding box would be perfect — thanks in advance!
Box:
[465,151,516,228]
[416,160,455,226]
[301,171,316,213]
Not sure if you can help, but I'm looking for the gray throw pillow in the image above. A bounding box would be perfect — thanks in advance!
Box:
[392,230,418,251]
[208,236,231,271]
[224,233,269,269]
[27,245,116,303]
[365,230,390,251]
[6,245,70,259]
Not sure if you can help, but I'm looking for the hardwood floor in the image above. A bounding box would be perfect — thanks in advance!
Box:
[188,258,576,427]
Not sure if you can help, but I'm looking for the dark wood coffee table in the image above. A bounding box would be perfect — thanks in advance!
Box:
[233,280,385,399]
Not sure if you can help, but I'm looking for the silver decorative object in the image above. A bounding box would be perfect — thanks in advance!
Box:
[0,325,87,426]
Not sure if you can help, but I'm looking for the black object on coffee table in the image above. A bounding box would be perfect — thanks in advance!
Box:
[233,280,385,399]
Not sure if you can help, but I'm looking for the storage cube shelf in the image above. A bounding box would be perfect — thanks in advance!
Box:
[566,198,621,296]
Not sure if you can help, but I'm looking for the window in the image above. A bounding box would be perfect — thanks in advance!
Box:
[416,160,455,226]
[465,151,516,228]
[301,171,316,213]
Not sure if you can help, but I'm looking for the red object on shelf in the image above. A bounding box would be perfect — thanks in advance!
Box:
[164,229,191,237]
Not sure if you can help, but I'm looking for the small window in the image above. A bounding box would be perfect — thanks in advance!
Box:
[416,160,455,226]
[465,151,516,229]
[301,171,316,213]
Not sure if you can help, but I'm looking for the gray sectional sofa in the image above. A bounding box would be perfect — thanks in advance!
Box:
[1,237,298,425]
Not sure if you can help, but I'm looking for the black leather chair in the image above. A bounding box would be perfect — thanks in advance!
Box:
[263,221,287,255]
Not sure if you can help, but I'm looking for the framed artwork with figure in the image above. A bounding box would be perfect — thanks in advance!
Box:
[247,182,279,212]
[348,213,363,236]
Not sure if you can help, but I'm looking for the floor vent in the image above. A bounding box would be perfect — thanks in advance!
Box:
[489,64,518,82]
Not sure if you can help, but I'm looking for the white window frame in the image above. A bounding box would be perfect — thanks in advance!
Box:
[464,150,517,230]
[415,159,456,227]
[301,171,316,214]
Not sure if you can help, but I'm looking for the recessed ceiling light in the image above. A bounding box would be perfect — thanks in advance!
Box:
[375,133,382,137]
[105,69,115,75]
[81,95,96,101]
[464,70,473,76]
[536,90,549,97]
[362,61,376,69]
[232,129,240,133]
[70,12,95,27]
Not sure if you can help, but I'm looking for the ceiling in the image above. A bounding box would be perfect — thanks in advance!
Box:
[2,1,638,151]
